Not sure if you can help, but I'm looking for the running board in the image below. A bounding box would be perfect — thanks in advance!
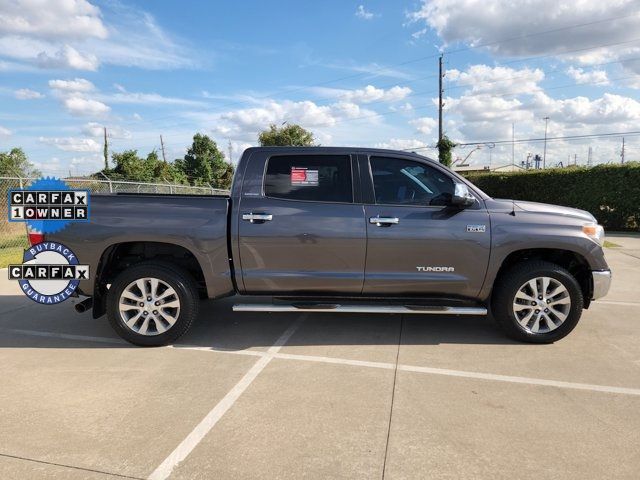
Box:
[232,304,487,315]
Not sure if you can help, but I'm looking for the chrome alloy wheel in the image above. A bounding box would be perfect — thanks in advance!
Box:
[118,277,180,336]
[512,276,571,334]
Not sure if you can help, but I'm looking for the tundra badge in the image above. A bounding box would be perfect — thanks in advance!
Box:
[466,224,486,233]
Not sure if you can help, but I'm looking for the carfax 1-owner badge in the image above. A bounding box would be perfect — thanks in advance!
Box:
[6,177,90,304]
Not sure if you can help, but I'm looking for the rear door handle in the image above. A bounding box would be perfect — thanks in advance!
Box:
[369,215,399,226]
[242,212,273,223]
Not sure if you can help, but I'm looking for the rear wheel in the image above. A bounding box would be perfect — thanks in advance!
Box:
[106,262,199,346]
[491,260,583,343]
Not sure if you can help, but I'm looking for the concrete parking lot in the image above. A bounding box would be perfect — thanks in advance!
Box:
[0,234,639,479]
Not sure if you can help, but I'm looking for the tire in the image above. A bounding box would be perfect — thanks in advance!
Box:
[106,261,199,346]
[491,260,583,343]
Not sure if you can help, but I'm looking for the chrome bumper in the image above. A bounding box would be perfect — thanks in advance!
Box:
[592,270,612,300]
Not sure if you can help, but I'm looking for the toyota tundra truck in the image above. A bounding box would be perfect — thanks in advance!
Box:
[47,147,611,346]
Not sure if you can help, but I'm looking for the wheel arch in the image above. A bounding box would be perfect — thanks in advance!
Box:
[92,241,207,318]
[492,248,592,308]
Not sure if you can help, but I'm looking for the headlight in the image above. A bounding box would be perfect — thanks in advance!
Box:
[583,223,605,246]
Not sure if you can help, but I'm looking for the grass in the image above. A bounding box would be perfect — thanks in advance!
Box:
[0,231,28,268]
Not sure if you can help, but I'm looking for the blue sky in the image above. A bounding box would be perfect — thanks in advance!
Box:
[2,0,640,176]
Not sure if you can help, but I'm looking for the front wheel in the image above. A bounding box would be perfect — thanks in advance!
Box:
[491,260,584,343]
[106,262,199,346]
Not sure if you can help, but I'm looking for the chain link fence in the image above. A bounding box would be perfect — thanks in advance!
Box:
[0,176,229,268]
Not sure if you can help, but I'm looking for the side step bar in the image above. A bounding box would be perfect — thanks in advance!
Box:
[232,304,487,315]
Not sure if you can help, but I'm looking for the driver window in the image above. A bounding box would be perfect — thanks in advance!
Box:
[370,156,454,206]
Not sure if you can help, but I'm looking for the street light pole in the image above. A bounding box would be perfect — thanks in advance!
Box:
[542,116,550,169]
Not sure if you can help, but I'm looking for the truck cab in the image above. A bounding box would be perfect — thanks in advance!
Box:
[231,147,491,299]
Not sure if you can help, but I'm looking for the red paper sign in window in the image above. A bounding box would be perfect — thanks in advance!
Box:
[291,168,307,184]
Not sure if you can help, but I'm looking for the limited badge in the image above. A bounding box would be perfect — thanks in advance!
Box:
[8,241,89,304]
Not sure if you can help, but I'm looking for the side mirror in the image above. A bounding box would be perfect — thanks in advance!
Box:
[450,182,475,208]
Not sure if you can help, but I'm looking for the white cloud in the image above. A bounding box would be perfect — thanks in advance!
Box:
[82,122,131,139]
[62,96,110,116]
[0,1,196,71]
[49,78,95,92]
[447,65,544,95]
[407,0,639,59]
[374,138,431,150]
[39,136,102,152]
[341,85,412,104]
[47,77,109,116]
[551,93,640,125]
[566,66,609,85]
[107,91,205,107]
[36,44,99,70]
[14,88,43,99]
[0,0,108,40]
[186,97,377,142]
[0,125,12,137]
[410,117,437,134]
[355,5,375,20]
[319,61,414,80]
[411,28,428,40]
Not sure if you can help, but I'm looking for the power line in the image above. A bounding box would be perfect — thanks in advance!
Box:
[108,28,640,129]
[191,12,640,112]
[406,130,640,151]
[124,72,640,146]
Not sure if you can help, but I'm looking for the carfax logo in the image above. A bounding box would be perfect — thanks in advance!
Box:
[8,177,89,234]
[8,241,89,304]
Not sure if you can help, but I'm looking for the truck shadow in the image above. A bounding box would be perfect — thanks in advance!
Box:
[0,296,520,349]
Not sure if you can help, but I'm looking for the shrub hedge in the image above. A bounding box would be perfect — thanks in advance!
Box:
[462,162,640,231]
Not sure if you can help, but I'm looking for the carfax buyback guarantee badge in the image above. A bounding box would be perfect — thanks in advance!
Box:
[7,177,90,304]
[9,242,89,304]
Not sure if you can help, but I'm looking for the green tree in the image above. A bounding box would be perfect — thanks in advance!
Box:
[110,149,148,181]
[177,133,234,188]
[258,123,316,146]
[0,148,41,177]
[437,135,457,167]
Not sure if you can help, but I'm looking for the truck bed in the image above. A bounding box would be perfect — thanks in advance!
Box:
[49,193,233,299]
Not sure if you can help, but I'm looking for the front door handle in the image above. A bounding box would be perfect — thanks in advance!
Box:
[242,212,273,223]
[369,215,399,226]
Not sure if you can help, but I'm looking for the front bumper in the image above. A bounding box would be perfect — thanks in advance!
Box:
[591,270,612,300]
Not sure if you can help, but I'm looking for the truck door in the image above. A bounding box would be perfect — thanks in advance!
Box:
[237,153,366,294]
[361,154,491,298]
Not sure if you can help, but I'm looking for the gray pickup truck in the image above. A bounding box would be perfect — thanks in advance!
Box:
[49,147,611,346]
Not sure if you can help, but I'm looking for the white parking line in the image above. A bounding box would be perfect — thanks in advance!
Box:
[147,317,304,480]
[3,326,640,398]
[594,300,640,307]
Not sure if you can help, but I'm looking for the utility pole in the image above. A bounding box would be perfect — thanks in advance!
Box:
[542,116,549,169]
[574,153,578,166]
[160,135,167,162]
[103,126,109,171]
[438,54,444,144]
[587,146,593,167]
[621,137,625,164]
[227,139,233,164]
[511,123,515,167]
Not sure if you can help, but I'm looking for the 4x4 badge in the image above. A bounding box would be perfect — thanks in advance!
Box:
[467,224,486,233]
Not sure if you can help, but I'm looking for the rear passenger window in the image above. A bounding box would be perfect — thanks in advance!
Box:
[264,155,353,203]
